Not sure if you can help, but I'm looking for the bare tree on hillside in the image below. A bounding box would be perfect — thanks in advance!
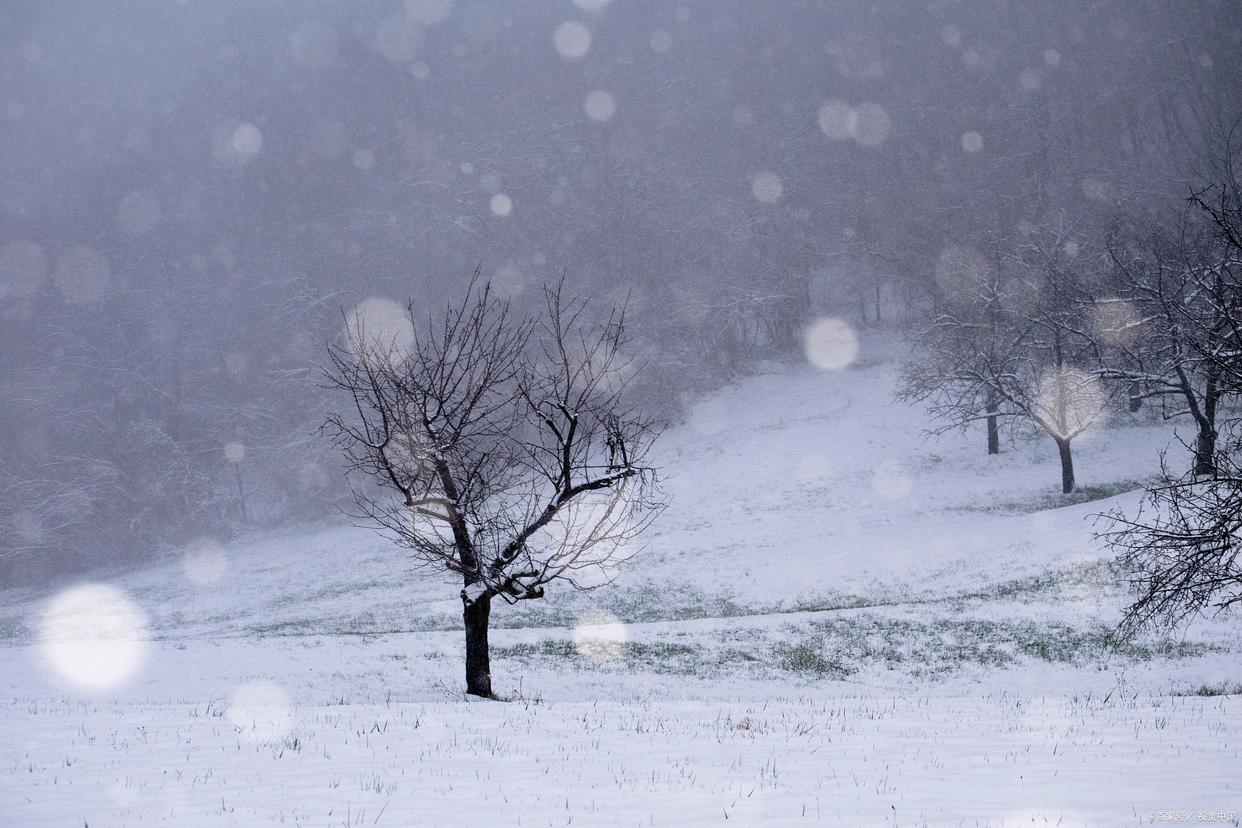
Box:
[1185,138,1242,393]
[1102,138,1242,634]
[1098,215,1239,475]
[322,278,667,698]
[902,222,1114,492]
[999,222,1116,493]
[898,241,1012,456]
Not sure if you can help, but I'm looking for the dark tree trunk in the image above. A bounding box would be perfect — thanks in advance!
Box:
[1193,423,1216,477]
[463,593,493,698]
[985,389,1000,455]
[1056,438,1075,494]
[1128,381,1142,412]
[1195,378,1219,477]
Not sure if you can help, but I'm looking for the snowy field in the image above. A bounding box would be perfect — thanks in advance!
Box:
[3,694,1236,826]
[1,334,1239,826]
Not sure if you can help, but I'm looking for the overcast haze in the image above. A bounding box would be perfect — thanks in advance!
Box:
[2,1,1239,578]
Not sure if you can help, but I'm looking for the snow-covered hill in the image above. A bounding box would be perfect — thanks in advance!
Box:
[1,333,1238,826]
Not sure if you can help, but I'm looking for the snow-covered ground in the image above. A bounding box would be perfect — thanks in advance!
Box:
[1,333,1239,826]
[3,694,1235,826]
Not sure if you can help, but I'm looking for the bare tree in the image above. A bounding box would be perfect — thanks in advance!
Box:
[901,222,1113,492]
[1102,136,1242,634]
[322,278,667,698]
[1002,222,1116,494]
[1183,135,1242,394]
[1099,215,1238,475]
[898,241,1011,456]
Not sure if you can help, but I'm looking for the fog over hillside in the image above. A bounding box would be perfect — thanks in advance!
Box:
[3,1,1238,580]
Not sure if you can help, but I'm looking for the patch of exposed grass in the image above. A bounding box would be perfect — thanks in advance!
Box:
[953,560,1118,604]
[494,607,1223,682]
[954,478,1154,515]
[774,642,854,677]
[788,594,879,614]
[782,615,1222,679]
[1173,682,1242,697]
[496,640,575,660]
[246,618,326,636]
[1033,480,1152,509]
[492,585,751,630]
[495,638,759,677]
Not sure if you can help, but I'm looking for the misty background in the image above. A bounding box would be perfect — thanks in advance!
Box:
[2,0,1239,583]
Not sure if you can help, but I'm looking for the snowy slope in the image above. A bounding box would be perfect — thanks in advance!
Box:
[0,332,1238,826]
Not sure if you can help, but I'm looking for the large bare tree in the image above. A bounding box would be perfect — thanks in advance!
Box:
[1102,136,1242,634]
[323,279,667,697]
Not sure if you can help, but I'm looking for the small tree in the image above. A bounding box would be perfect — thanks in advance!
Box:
[898,242,1012,456]
[902,224,1112,492]
[999,221,1114,494]
[323,278,666,697]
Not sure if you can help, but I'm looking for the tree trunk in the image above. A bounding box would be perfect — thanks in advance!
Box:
[1195,377,1219,477]
[985,389,999,455]
[1193,423,1216,477]
[463,593,493,698]
[1056,438,1075,494]
[1127,381,1142,412]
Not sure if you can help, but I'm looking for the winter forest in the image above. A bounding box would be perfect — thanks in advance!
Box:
[2,1,1241,825]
